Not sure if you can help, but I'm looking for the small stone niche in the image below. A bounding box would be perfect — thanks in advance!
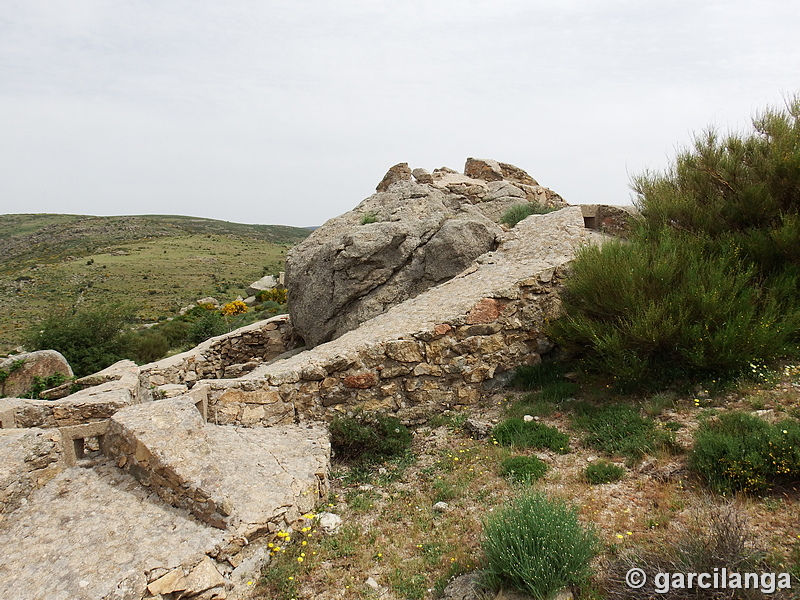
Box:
[59,422,110,467]
[72,435,104,461]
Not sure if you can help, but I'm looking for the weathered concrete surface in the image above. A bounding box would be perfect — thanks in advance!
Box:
[204,206,602,425]
[0,427,65,514]
[106,397,329,539]
[0,464,226,600]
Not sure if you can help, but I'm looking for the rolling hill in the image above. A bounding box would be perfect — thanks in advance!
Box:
[0,214,311,354]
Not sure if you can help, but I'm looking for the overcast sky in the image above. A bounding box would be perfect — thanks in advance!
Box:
[1,1,797,227]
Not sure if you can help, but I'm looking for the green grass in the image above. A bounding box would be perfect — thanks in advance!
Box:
[329,413,412,465]
[360,211,379,225]
[500,203,557,227]
[571,403,676,462]
[508,362,568,390]
[584,461,625,484]
[482,492,599,599]
[0,217,307,353]
[492,418,570,454]
[500,455,549,484]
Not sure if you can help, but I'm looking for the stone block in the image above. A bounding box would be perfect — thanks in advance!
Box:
[384,339,424,363]
[106,397,329,539]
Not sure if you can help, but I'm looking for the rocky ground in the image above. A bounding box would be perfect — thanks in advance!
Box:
[0,464,225,600]
[250,364,800,600]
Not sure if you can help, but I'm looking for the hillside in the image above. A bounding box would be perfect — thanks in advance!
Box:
[0,213,311,353]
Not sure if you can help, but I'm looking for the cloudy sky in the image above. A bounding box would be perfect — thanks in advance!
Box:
[1,1,797,227]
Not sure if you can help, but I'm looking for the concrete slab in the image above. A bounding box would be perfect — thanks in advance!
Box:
[0,464,225,600]
[106,397,330,539]
[0,427,65,515]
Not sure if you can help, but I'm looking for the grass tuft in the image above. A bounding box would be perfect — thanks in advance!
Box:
[584,461,625,484]
[482,492,599,599]
[500,455,549,484]
[500,203,557,227]
[572,403,676,462]
[492,418,570,454]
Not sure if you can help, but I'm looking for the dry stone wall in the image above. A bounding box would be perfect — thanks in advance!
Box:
[201,207,602,425]
[0,360,141,429]
[105,397,329,539]
[141,314,296,387]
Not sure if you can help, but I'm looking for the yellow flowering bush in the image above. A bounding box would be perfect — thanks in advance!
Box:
[220,300,248,316]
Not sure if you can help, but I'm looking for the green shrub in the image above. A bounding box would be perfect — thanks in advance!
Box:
[25,305,134,377]
[689,411,800,493]
[329,412,411,464]
[120,327,175,365]
[500,455,549,483]
[548,97,800,391]
[492,418,570,454]
[548,232,796,391]
[360,211,379,225]
[482,492,599,599]
[572,404,675,461]
[187,310,227,344]
[0,358,26,385]
[23,372,70,399]
[584,461,625,484]
[634,97,800,281]
[500,203,556,227]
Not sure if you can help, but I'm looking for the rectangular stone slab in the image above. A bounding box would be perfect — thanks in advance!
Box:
[105,397,329,538]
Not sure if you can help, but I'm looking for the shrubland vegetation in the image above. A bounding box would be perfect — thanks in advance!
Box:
[500,202,557,227]
[0,214,307,354]
[22,295,289,378]
[255,97,800,599]
[5,100,800,598]
[549,97,800,391]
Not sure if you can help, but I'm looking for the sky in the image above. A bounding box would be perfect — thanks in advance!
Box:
[1,1,798,228]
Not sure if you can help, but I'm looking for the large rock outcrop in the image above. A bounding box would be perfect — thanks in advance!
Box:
[203,207,601,426]
[0,350,73,399]
[286,158,567,347]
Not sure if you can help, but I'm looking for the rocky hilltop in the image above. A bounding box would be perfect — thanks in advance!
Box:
[0,160,632,600]
[285,158,568,347]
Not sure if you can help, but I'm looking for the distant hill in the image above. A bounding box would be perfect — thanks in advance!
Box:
[0,214,310,272]
[0,214,311,353]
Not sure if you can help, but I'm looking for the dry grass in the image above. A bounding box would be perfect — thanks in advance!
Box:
[251,365,800,600]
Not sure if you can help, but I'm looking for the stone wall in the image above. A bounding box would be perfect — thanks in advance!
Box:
[0,360,141,429]
[200,207,602,425]
[104,397,330,539]
[0,427,65,515]
[140,314,296,387]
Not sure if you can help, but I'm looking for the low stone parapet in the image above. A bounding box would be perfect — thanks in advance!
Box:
[202,206,601,425]
[139,313,296,388]
[105,397,330,539]
[0,360,141,429]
